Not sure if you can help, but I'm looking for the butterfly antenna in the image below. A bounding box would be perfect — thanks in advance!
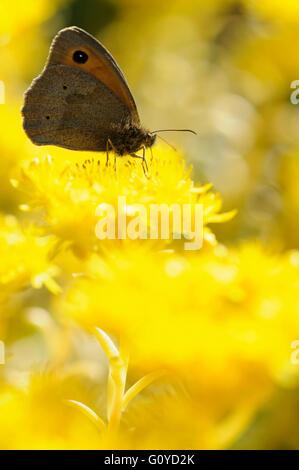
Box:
[152,128,197,135]
[157,135,177,152]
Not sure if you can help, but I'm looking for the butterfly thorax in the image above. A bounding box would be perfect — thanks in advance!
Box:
[109,126,156,156]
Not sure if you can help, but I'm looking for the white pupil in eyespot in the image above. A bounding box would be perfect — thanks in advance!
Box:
[73,50,88,64]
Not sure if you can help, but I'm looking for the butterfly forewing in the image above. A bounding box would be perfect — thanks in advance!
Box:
[48,27,140,124]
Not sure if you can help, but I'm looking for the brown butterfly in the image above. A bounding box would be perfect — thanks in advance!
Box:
[22,26,195,171]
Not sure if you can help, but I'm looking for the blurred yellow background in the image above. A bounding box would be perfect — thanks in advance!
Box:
[0,0,299,450]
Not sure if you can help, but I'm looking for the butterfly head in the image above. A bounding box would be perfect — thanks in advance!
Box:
[144,131,157,149]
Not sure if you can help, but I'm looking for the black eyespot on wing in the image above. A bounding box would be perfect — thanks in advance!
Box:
[63,85,67,90]
[46,116,50,120]
[72,50,88,64]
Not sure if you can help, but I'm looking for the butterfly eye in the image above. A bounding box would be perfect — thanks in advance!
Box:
[72,50,88,64]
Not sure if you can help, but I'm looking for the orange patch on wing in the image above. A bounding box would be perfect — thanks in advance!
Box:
[50,46,136,113]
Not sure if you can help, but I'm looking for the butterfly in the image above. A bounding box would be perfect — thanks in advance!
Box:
[22,26,195,172]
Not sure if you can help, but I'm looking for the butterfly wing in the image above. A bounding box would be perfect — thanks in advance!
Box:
[22,64,133,151]
[48,27,140,124]
[22,26,140,151]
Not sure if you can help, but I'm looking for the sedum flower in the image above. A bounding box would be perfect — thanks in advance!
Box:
[0,330,266,450]
[59,241,299,428]
[0,0,65,36]
[15,146,235,257]
[0,376,101,450]
[0,214,61,300]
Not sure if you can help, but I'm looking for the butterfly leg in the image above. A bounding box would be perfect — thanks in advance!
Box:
[106,139,115,167]
[130,148,149,177]
[106,138,117,172]
[142,146,149,173]
[106,140,110,166]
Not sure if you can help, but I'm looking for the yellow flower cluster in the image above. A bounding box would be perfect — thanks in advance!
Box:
[0,214,60,300]
[1,0,299,451]
[0,145,298,449]
[15,146,235,256]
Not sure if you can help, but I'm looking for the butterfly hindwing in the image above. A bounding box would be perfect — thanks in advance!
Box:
[22,64,133,151]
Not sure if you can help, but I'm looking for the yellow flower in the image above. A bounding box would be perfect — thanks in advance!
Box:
[0,1,65,36]
[0,214,61,300]
[59,241,299,426]
[15,146,235,257]
[0,376,100,450]
[249,0,299,23]
[0,330,267,450]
